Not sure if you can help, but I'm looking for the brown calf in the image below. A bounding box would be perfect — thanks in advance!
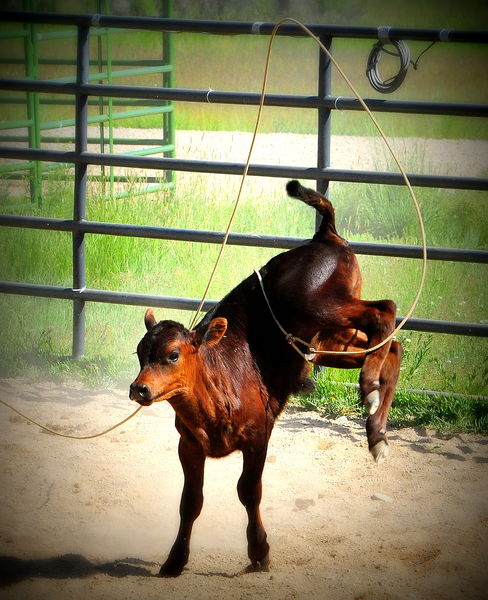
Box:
[130,180,402,576]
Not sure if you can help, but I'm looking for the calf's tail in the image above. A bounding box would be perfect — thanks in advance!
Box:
[286,180,338,237]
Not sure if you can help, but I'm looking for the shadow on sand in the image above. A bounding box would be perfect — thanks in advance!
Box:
[0,554,157,587]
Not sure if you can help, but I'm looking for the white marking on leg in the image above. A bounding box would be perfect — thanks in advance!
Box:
[365,389,380,414]
[370,440,389,463]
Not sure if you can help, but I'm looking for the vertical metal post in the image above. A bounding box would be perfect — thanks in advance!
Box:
[24,19,41,206]
[162,0,175,186]
[72,24,89,359]
[97,0,106,193]
[314,35,332,377]
[316,35,332,231]
[106,13,115,199]
[97,0,114,198]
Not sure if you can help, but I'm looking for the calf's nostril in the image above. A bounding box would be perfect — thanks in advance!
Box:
[130,382,149,399]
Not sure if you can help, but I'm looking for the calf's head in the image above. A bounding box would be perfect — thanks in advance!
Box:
[129,308,227,406]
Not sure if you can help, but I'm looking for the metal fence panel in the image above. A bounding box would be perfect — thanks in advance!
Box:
[0,10,487,359]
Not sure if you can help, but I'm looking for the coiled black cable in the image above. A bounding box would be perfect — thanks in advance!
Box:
[366,39,411,93]
[366,39,437,94]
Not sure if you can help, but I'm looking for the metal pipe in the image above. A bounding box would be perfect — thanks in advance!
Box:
[72,24,89,359]
[1,215,487,264]
[23,20,41,206]
[0,280,486,337]
[316,35,332,233]
[162,0,175,186]
[0,281,216,312]
[1,79,487,118]
[1,146,486,191]
[400,317,488,337]
[0,11,486,43]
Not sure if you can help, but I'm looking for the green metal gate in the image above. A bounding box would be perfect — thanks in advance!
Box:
[0,0,175,207]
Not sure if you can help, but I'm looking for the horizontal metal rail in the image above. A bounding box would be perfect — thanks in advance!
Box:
[0,166,483,199]
[0,97,176,109]
[50,65,173,85]
[335,380,488,401]
[0,280,486,337]
[0,58,167,66]
[1,11,487,42]
[1,146,486,191]
[1,214,487,264]
[0,25,161,42]
[0,281,215,312]
[1,79,487,118]
[0,135,171,146]
[35,26,142,41]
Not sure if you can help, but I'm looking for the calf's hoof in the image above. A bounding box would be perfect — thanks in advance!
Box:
[159,559,185,578]
[245,553,270,573]
[370,439,389,463]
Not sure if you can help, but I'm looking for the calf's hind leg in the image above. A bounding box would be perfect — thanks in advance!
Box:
[366,340,403,462]
[237,443,270,571]
[314,337,402,461]
[312,299,401,461]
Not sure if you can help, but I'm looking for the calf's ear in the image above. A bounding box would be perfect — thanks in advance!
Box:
[202,317,227,347]
[144,308,157,331]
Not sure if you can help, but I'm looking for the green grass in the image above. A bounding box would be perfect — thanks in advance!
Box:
[116,34,488,139]
[296,369,488,433]
[0,159,486,417]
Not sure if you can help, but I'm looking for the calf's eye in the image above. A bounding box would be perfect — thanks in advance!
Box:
[167,351,180,363]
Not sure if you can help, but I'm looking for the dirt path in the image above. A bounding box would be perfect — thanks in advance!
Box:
[0,377,487,599]
[4,127,488,176]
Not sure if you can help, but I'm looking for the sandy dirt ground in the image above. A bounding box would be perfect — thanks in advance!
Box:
[0,376,487,600]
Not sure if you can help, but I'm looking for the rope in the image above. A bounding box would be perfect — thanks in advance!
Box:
[1,17,428,436]
[254,269,315,361]
[266,19,427,356]
[0,396,143,440]
[187,24,276,329]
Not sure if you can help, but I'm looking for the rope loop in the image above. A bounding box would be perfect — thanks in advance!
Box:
[2,18,427,439]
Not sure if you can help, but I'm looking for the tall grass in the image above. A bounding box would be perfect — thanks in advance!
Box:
[297,371,488,433]
[0,134,486,408]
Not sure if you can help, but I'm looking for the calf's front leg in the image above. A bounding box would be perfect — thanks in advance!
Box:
[159,435,205,577]
[237,443,270,571]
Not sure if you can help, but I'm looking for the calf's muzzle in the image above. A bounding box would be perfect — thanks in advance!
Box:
[129,381,152,404]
